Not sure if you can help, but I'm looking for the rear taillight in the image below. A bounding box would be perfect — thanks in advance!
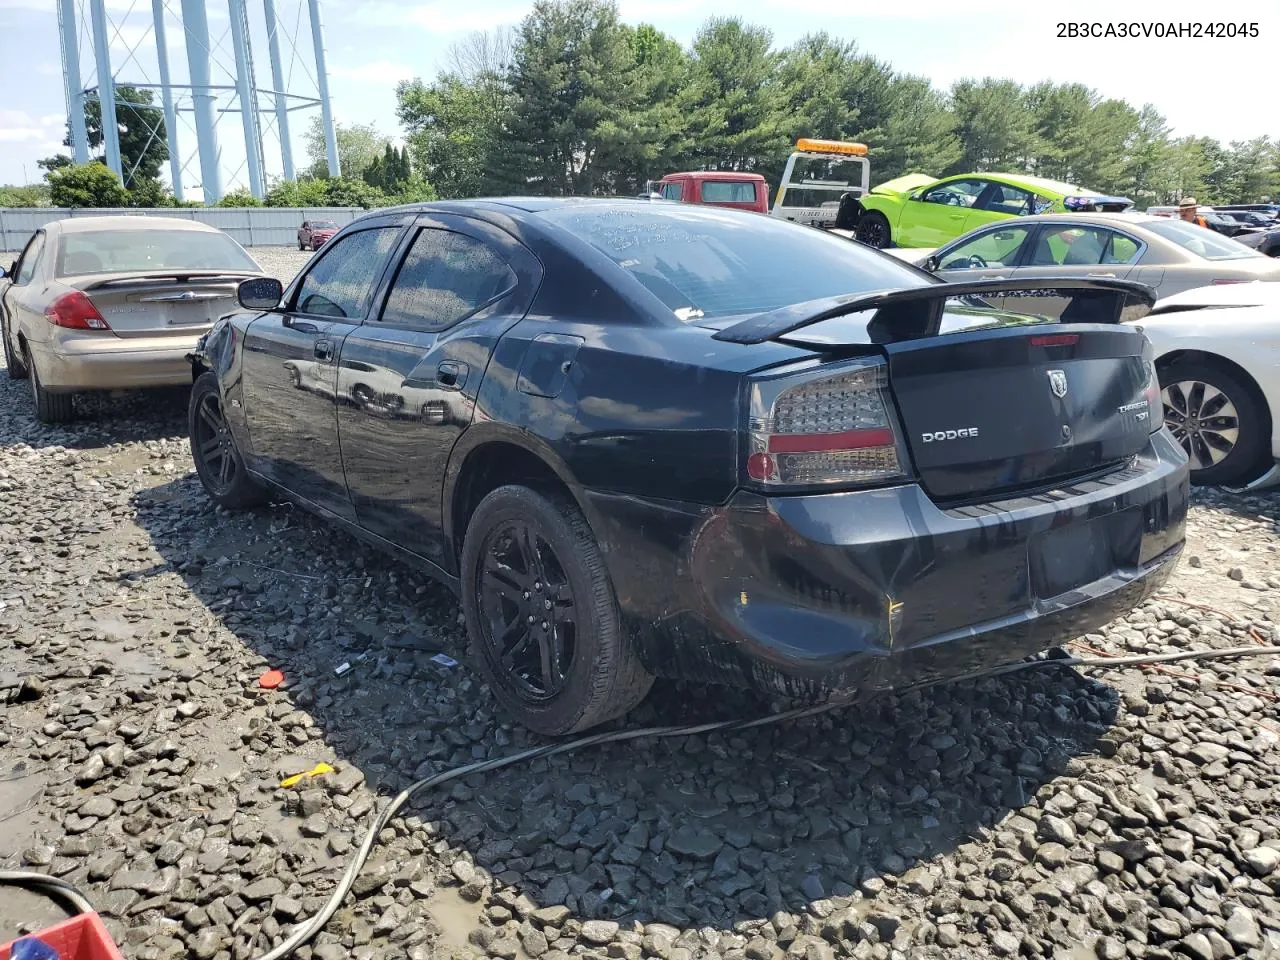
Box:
[1141,343,1164,433]
[44,291,111,330]
[1211,278,1249,285]
[746,357,909,488]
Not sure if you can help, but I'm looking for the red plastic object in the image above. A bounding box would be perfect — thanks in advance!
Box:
[259,669,284,689]
[0,912,125,960]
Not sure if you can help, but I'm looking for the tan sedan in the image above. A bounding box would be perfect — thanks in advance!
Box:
[1,216,266,423]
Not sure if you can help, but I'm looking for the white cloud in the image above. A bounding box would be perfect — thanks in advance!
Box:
[336,0,527,34]
[0,108,62,144]
[330,59,417,87]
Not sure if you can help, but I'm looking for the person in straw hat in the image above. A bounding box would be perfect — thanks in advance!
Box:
[1178,197,1208,228]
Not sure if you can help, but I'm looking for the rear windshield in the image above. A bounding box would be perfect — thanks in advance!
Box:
[56,229,261,276]
[311,220,337,229]
[540,206,935,319]
[700,181,758,204]
[1145,220,1263,261]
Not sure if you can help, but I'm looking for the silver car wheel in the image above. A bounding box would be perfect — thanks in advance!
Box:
[1162,379,1240,470]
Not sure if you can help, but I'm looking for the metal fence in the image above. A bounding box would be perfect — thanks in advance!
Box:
[0,207,365,252]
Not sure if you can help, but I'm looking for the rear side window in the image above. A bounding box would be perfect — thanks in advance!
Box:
[1104,234,1141,264]
[1145,219,1264,261]
[15,233,44,284]
[701,181,758,204]
[293,226,400,319]
[662,182,683,201]
[541,206,934,319]
[978,183,1033,216]
[379,228,516,331]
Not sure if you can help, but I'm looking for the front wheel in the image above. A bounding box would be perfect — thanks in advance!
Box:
[460,485,653,736]
[1160,359,1270,486]
[855,211,891,249]
[189,372,268,509]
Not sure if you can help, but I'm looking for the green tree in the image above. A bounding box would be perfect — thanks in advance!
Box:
[264,177,331,207]
[683,18,786,173]
[873,74,962,180]
[501,0,648,195]
[398,28,515,200]
[0,184,51,207]
[216,187,263,207]
[69,85,169,188]
[48,162,129,207]
[950,78,1038,172]
[303,118,389,179]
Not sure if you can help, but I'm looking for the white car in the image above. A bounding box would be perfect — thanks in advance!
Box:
[1135,281,1280,489]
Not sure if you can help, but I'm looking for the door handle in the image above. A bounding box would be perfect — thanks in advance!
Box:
[314,338,333,362]
[949,214,965,219]
[1088,272,1116,278]
[437,360,468,390]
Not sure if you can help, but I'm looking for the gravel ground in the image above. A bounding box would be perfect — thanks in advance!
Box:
[3,247,1280,960]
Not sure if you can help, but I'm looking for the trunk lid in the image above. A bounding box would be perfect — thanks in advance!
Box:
[70,273,254,338]
[874,321,1153,501]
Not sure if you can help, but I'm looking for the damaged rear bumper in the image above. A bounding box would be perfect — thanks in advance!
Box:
[588,429,1189,697]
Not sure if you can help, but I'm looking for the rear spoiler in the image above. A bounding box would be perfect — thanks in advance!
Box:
[81,272,259,289]
[711,277,1157,346]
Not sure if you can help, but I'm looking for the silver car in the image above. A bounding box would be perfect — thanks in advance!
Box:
[1,216,266,423]
[916,212,1280,315]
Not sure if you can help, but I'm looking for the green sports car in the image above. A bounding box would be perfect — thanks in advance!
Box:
[852,172,1133,249]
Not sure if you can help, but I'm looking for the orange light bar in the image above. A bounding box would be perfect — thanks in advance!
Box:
[795,138,868,156]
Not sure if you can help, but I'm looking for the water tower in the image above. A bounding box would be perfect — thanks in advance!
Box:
[56,0,341,204]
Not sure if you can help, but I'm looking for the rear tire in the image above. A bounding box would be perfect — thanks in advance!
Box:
[27,349,73,423]
[189,372,268,509]
[298,239,305,251]
[2,313,28,380]
[461,484,653,736]
[856,211,891,249]
[1159,358,1269,487]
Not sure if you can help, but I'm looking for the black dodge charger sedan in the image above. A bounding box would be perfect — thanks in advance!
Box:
[188,199,1189,735]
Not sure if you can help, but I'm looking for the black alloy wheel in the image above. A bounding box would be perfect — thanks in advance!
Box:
[189,372,267,508]
[460,485,653,735]
[855,211,891,248]
[477,519,576,701]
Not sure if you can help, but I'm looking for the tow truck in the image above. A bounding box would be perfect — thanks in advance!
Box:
[645,138,873,233]
[768,137,871,231]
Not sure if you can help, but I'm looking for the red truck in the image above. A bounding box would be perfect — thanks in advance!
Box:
[648,171,769,214]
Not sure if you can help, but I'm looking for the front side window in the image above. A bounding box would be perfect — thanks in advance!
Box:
[920,179,985,208]
[978,183,1034,216]
[15,233,44,284]
[379,228,516,331]
[1026,225,1114,267]
[937,225,1033,270]
[539,205,936,320]
[701,181,758,204]
[662,182,683,201]
[293,227,400,319]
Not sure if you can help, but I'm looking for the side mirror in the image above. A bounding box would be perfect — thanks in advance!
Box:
[238,276,284,311]
[2,261,14,280]
[923,255,940,272]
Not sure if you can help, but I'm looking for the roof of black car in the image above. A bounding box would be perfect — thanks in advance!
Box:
[373,196,675,218]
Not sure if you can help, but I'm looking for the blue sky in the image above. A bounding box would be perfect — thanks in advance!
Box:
[0,0,1274,195]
